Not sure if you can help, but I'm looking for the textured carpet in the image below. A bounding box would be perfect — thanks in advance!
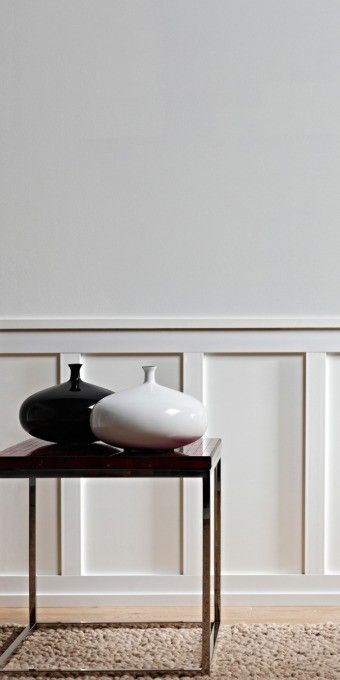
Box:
[0,622,340,679]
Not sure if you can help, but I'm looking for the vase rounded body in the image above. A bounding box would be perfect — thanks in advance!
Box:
[19,364,113,445]
[90,365,207,450]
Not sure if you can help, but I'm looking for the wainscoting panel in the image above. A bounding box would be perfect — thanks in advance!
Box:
[0,324,339,604]
[0,354,59,576]
[82,354,182,575]
[325,354,340,574]
[204,354,304,575]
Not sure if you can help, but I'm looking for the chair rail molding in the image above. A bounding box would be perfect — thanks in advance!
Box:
[0,318,339,605]
[3,316,340,329]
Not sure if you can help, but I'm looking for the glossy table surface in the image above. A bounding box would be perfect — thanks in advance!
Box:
[0,437,222,477]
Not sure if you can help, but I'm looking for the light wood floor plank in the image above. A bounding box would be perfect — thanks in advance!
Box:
[1,606,340,625]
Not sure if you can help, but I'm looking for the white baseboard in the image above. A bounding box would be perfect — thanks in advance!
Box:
[2,593,340,607]
[1,575,340,607]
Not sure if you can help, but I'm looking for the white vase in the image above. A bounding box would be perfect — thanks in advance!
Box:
[90,365,207,450]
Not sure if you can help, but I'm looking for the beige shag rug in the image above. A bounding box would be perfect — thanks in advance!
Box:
[0,622,340,679]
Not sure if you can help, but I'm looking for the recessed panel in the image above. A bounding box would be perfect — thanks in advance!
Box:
[204,354,304,575]
[0,355,59,575]
[325,355,340,573]
[82,354,182,575]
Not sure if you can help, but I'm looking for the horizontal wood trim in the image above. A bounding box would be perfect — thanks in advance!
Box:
[2,575,340,606]
[3,574,340,592]
[3,330,340,354]
[3,317,340,330]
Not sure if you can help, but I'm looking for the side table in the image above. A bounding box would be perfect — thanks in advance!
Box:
[0,437,221,675]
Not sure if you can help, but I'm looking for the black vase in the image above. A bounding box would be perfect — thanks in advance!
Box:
[19,363,113,445]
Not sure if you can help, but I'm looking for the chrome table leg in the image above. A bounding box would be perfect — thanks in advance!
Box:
[29,477,36,628]
[202,471,211,673]
[0,477,37,670]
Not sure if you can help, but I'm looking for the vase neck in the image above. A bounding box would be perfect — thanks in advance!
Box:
[69,363,82,391]
[142,365,157,384]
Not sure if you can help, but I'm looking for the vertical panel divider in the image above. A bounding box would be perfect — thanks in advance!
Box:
[304,353,326,575]
[59,353,84,576]
[182,353,204,575]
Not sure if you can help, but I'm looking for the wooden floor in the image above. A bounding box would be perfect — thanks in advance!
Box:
[1,607,340,625]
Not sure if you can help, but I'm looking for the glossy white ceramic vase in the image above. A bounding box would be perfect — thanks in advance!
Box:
[90,365,207,450]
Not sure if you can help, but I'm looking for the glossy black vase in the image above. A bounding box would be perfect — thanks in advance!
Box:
[19,364,113,445]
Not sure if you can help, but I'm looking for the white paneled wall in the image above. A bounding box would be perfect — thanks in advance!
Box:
[0,355,59,576]
[1,326,340,604]
[82,354,182,576]
[204,354,304,575]
[325,355,340,574]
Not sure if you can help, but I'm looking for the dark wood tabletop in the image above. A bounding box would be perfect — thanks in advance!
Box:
[0,437,221,477]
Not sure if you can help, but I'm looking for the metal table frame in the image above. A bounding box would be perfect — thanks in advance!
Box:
[0,452,221,676]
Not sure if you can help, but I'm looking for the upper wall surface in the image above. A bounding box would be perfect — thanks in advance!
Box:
[1,0,340,317]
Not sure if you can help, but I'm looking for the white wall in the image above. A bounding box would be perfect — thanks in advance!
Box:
[1,326,340,606]
[1,0,340,318]
[2,1,340,606]
[205,354,304,575]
